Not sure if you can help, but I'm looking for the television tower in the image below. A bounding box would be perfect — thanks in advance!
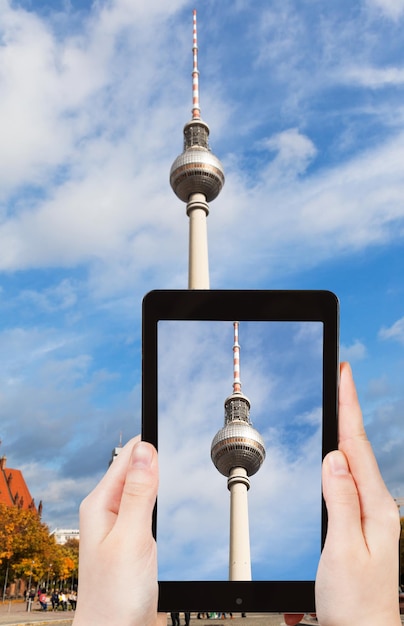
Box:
[211,322,266,580]
[170,9,225,289]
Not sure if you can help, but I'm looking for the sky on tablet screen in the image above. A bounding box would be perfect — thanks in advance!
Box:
[157,320,323,581]
[0,0,403,534]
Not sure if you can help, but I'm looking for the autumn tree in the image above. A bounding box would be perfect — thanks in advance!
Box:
[48,540,79,590]
[60,538,79,588]
[0,504,72,594]
[400,517,403,587]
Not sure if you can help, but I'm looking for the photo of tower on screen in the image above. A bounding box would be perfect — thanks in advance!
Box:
[157,319,324,583]
[211,321,266,581]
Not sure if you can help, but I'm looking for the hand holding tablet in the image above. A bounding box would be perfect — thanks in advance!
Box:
[142,290,339,613]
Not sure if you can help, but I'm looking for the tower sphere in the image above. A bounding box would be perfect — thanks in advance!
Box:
[170,144,225,204]
[211,419,266,478]
[170,9,224,205]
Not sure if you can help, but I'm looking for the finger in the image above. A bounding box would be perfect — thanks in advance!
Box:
[80,436,141,542]
[284,615,304,625]
[157,613,168,626]
[113,440,159,542]
[322,450,363,548]
[337,363,397,533]
[338,362,367,444]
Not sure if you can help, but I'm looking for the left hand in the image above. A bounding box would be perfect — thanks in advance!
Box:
[72,436,166,626]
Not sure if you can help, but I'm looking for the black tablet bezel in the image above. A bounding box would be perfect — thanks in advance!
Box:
[142,289,339,613]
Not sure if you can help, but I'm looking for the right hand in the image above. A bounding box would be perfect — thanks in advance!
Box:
[315,362,401,626]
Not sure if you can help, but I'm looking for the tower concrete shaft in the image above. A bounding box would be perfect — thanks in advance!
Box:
[187,192,210,288]
[170,10,224,289]
[211,322,266,581]
[228,467,252,580]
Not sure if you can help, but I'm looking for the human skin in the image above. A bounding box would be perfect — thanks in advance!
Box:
[72,437,166,626]
[285,362,401,626]
[73,362,400,626]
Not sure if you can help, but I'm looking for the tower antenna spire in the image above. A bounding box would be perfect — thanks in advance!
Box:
[233,321,241,394]
[192,9,201,120]
[211,322,266,580]
[170,9,225,289]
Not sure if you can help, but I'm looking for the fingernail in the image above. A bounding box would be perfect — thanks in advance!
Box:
[327,450,349,475]
[131,441,154,468]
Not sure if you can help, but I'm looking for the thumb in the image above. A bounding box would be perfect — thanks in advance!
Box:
[284,614,304,625]
[322,450,363,547]
[114,440,158,537]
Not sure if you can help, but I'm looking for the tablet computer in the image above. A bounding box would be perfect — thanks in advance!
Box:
[142,289,339,613]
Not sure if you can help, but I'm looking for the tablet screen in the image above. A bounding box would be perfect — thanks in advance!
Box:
[142,289,339,612]
[157,320,322,582]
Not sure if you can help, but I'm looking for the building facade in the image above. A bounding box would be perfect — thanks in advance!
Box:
[0,455,40,515]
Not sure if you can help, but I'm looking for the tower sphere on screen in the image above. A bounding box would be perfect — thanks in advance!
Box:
[211,392,266,478]
[211,322,266,478]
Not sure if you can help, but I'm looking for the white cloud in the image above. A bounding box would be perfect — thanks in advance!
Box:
[261,128,317,177]
[366,375,392,399]
[379,316,404,344]
[366,393,404,494]
[0,0,192,289]
[0,326,80,378]
[155,320,324,580]
[0,3,101,191]
[0,0,185,191]
[343,65,404,88]
[366,0,404,20]
[20,461,99,528]
[19,278,79,312]
[210,131,404,286]
[0,1,403,295]
[340,340,367,362]
[0,0,403,529]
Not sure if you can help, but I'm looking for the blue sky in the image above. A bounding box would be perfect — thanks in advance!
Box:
[157,320,323,581]
[0,0,403,538]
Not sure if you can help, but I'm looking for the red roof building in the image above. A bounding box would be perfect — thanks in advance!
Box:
[0,456,41,515]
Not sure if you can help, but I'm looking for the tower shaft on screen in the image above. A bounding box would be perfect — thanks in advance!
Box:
[170,10,225,289]
[211,323,266,580]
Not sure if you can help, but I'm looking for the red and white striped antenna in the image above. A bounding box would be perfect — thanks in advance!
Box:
[233,321,241,394]
[192,9,201,120]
